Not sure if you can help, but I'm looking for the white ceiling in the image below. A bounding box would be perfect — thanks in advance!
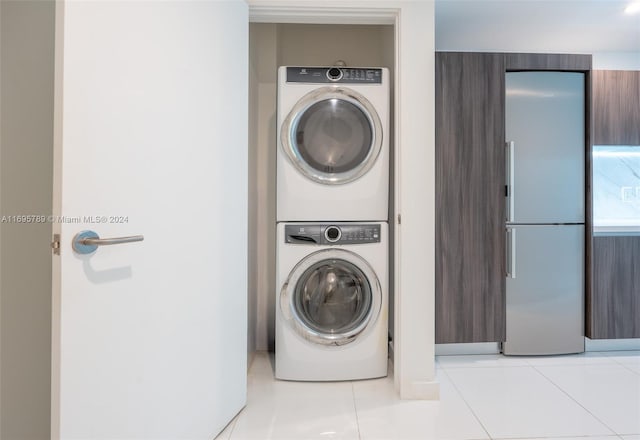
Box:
[435,0,640,53]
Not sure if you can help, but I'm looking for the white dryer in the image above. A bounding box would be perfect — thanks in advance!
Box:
[277,66,389,222]
[276,222,388,381]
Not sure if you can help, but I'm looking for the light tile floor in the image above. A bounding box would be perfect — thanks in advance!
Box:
[217,350,640,440]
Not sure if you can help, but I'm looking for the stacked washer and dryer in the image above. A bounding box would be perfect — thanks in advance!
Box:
[276,66,390,381]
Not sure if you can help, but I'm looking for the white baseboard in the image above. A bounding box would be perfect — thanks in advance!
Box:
[435,342,501,356]
[585,338,640,352]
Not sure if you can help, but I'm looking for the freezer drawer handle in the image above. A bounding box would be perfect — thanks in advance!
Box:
[72,230,144,254]
[506,228,516,279]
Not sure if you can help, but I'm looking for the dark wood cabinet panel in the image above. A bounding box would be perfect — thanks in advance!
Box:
[435,52,506,343]
[590,236,640,339]
[592,70,640,145]
[505,53,592,71]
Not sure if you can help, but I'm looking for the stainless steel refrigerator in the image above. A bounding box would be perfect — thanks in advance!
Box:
[503,71,585,356]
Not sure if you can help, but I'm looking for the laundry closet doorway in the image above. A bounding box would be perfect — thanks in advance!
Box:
[247,2,438,400]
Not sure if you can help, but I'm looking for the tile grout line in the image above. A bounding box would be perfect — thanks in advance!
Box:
[440,359,626,440]
[523,351,640,437]
[616,362,640,377]
[607,356,640,377]
[530,364,619,437]
[599,359,640,439]
[216,412,238,440]
[226,416,238,440]
[351,381,363,440]
[438,367,495,440]
[437,365,532,370]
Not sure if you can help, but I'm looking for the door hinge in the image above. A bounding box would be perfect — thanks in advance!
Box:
[51,234,60,255]
[397,214,402,225]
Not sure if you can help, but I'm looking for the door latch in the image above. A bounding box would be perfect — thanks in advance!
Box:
[51,233,60,255]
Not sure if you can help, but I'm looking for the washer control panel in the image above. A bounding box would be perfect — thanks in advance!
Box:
[285,224,381,245]
[286,67,383,84]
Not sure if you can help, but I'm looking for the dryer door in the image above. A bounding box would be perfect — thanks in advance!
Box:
[281,249,382,346]
[281,87,383,185]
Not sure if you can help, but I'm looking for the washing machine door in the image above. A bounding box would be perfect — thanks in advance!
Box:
[281,87,383,185]
[281,249,382,346]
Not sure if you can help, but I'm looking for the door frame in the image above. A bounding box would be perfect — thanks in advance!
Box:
[248,0,439,400]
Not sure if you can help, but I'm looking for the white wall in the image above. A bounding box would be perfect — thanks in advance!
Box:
[435,1,639,54]
[392,1,437,399]
[592,52,640,70]
[0,1,54,438]
[277,23,392,67]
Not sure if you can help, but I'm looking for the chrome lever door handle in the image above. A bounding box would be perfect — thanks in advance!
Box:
[72,230,144,254]
[81,236,144,246]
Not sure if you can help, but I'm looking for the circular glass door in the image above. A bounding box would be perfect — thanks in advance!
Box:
[281,87,383,185]
[281,249,381,346]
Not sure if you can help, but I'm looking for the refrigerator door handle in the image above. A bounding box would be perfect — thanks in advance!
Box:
[506,227,516,279]
[505,141,515,223]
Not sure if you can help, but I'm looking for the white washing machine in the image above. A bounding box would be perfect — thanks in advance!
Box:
[277,66,389,222]
[276,222,388,381]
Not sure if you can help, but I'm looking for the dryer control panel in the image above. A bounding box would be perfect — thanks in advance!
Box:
[286,67,383,84]
[285,224,381,245]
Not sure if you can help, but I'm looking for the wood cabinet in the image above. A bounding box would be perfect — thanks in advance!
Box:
[505,53,592,71]
[435,52,506,344]
[590,236,640,339]
[590,70,640,339]
[593,70,640,145]
[435,52,591,344]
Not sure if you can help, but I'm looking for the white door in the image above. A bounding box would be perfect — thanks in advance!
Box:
[51,1,248,439]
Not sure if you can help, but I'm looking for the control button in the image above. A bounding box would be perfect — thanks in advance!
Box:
[324,226,342,243]
[327,68,343,81]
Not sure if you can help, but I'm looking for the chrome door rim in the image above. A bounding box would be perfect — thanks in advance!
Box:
[280,249,382,346]
[281,86,383,185]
